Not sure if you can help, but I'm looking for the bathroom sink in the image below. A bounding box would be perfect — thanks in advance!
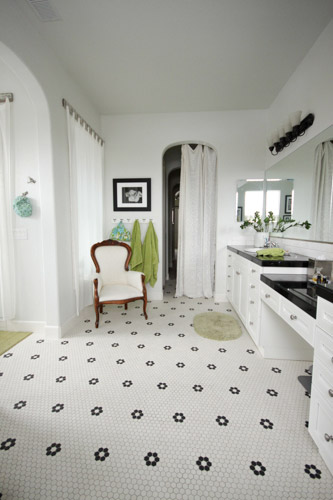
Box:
[245,248,263,253]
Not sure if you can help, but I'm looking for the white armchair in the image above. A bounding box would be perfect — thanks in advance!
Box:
[91,240,148,328]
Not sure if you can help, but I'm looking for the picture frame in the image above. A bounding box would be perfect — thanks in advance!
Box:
[113,178,151,212]
[283,214,291,221]
[284,195,292,214]
[237,206,243,222]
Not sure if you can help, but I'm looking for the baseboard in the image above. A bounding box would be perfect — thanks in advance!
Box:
[214,293,228,303]
[147,291,164,301]
[1,320,45,334]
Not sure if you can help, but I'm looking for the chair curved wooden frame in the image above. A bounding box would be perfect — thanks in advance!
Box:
[91,239,148,328]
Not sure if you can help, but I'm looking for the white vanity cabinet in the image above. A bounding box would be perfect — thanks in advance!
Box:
[227,250,262,343]
[309,297,333,475]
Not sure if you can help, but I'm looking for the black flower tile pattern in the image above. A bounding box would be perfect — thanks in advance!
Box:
[94,447,109,462]
[260,418,273,430]
[131,409,144,420]
[196,456,212,471]
[46,443,61,456]
[91,406,103,416]
[0,438,16,451]
[0,286,332,500]
[216,416,229,426]
[23,374,34,381]
[304,464,322,479]
[14,401,27,410]
[173,412,185,423]
[250,461,266,476]
[144,452,160,466]
[52,403,64,413]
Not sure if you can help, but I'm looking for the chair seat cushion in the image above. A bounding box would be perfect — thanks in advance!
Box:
[99,284,143,302]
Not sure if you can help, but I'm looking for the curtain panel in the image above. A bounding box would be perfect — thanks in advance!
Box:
[66,108,104,315]
[176,144,217,298]
[0,98,16,320]
[312,141,333,242]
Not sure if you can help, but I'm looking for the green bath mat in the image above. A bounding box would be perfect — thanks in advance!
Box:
[0,330,32,355]
[193,312,242,341]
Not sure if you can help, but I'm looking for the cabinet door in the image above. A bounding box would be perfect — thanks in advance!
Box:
[239,262,249,324]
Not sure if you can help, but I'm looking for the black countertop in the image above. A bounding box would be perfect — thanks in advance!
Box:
[260,274,317,318]
[316,282,333,303]
[227,245,309,267]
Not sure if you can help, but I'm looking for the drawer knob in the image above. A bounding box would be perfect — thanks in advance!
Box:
[228,265,231,268]
[236,271,240,275]
[329,389,333,398]
[251,269,256,273]
[227,290,230,292]
[227,275,231,278]
[250,300,255,304]
[249,321,254,326]
[324,433,333,442]
[265,293,270,298]
[290,314,297,320]
[251,285,255,289]
[228,255,231,257]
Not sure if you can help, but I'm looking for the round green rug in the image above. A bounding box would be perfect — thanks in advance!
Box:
[193,312,242,341]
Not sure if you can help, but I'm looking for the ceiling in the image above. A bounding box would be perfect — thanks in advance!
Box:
[15,0,333,114]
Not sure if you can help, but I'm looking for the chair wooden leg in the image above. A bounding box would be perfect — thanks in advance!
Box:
[143,297,148,320]
[94,301,100,328]
[99,304,104,313]
[125,303,128,310]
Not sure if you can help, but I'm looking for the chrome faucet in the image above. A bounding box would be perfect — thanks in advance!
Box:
[265,239,278,248]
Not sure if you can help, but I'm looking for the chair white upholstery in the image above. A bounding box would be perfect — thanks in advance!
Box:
[91,240,148,328]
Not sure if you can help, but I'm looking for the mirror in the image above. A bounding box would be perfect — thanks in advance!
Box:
[265,125,333,242]
[236,179,264,222]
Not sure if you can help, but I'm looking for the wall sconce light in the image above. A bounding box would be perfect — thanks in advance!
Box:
[268,112,315,155]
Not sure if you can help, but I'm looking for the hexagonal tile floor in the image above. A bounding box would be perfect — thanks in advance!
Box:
[0,282,332,499]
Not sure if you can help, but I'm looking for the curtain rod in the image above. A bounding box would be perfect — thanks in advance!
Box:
[0,93,14,103]
[62,98,104,146]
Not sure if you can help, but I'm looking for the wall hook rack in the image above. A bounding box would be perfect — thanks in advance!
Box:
[27,177,36,184]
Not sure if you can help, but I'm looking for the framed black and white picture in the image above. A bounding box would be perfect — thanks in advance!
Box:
[284,195,292,214]
[283,214,291,221]
[113,178,151,212]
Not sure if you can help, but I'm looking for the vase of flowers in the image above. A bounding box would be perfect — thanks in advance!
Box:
[240,211,275,247]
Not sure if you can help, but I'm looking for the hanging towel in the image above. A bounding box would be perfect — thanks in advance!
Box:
[130,219,143,272]
[142,221,159,287]
[256,248,285,258]
[110,221,131,242]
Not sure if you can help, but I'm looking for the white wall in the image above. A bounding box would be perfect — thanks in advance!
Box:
[0,60,44,324]
[102,110,267,301]
[0,0,101,334]
[266,19,333,168]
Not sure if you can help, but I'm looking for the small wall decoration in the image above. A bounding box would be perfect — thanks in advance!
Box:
[113,178,151,212]
[237,206,243,222]
[285,195,292,214]
[283,214,291,221]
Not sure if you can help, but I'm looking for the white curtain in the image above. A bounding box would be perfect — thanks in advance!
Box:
[176,144,217,298]
[312,141,333,242]
[0,98,16,320]
[66,108,104,315]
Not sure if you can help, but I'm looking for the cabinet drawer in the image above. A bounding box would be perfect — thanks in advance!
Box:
[309,390,333,475]
[248,263,261,283]
[317,297,333,336]
[280,298,315,347]
[313,359,333,410]
[260,282,280,311]
[314,326,333,375]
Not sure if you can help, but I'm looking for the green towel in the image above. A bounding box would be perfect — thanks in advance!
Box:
[142,221,159,287]
[130,219,143,272]
[256,248,285,257]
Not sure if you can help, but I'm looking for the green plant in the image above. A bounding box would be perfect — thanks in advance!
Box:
[272,218,311,233]
[240,211,275,232]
